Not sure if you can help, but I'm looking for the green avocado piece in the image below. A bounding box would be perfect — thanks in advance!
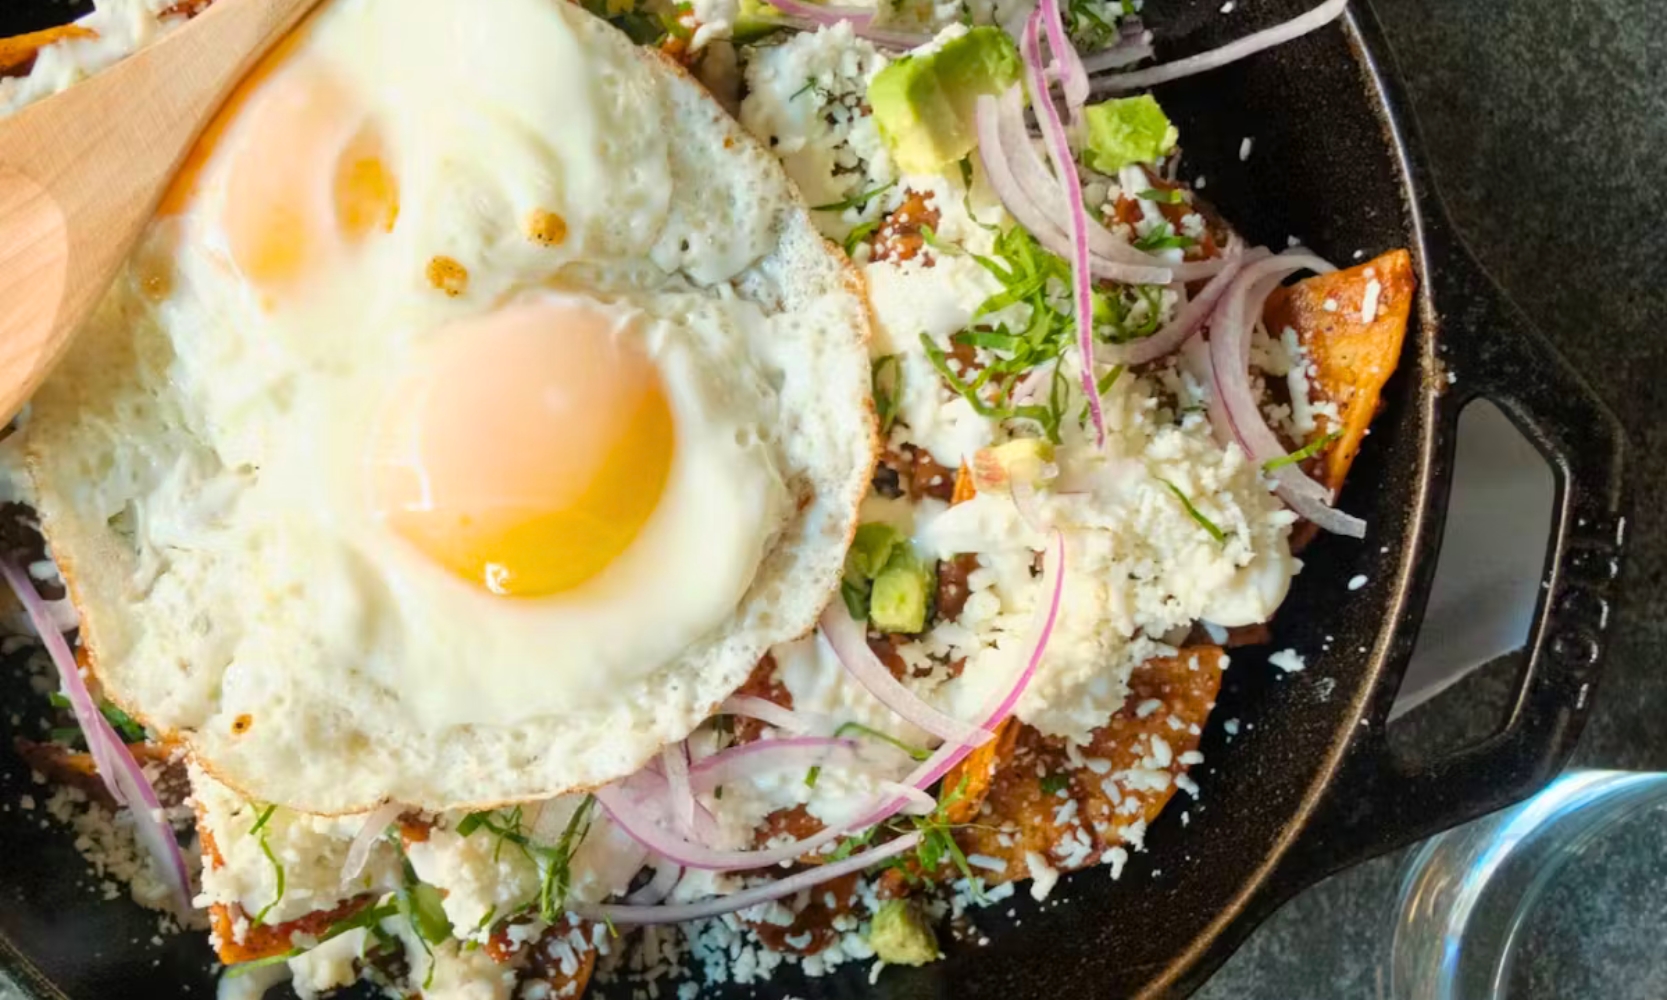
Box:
[869,543,931,634]
[1081,94,1179,174]
[733,0,784,43]
[868,899,941,966]
[868,26,1022,175]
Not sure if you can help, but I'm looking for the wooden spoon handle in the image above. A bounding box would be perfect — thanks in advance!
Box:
[0,0,324,422]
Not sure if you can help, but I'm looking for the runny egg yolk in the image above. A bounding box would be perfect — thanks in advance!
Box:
[371,299,676,598]
[161,16,398,295]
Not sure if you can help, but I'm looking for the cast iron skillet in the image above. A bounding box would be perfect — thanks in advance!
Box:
[0,1,1628,998]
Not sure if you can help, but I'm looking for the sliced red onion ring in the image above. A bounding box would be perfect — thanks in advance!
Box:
[661,742,697,839]
[1010,478,1045,532]
[878,781,938,816]
[1198,253,1367,538]
[984,86,1183,285]
[624,859,684,905]
[1097,242,1264,366]
[766,1,934,49]
[849,529,1066,831]
[1091,0,1349,95]
[1037,0,1088,122]
[818,601,995,748]
[594,783,862,871]
[576,831,922,926]
[341,801,404,886]
[687,736,872,793]
[0,560,194,913]
[718,695,823,735]
[1022,10,1106,446]
[1080,35,1155,73]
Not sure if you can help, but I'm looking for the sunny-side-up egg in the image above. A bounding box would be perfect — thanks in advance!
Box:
[18,0,876,814]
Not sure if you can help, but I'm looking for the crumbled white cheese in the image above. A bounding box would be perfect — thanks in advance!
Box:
[1269,648,1307,673]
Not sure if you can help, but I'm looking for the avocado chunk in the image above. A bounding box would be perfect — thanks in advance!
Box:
[868,899,940,966]
[869,542,932,634]
[1081,94,1179,174]
[732,0,784,43]
[868,26,1022,175]
[971,438,1057,493]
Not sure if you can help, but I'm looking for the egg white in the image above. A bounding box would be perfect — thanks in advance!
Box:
[20,0,876,814]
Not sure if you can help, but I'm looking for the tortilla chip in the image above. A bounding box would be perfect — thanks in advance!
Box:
[952,647,1225,882]
[209,895,377,966]
[0,24,95,78]
[941,716,1019,826]
[1263,250,1413,547]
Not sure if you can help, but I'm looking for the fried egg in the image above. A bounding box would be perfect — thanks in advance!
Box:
[21,0,875,814]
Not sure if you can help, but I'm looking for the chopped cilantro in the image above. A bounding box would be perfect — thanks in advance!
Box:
[919,224,961,256]
[48,727,82,747]
[806,765,821,788]
[872,354,902,434]
[1264,430,1342,472]
[1133,221,1198,253]
[100,702,146,743]
[224,901,399,977]
[843,220,879,256]
[530,795,597,924]
[790,79,818,102]
[833,721,932,762]
[1136,188,1186,204]
[249,805,285,926]
[812,180,896,214]
[1159,478,1228,544]
[1039,773,1070,795]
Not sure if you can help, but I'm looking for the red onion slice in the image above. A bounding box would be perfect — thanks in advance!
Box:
[1097,243,1264,366]
[341,801,404,886]
[594,783,860,871]
[1021,9,1106,446]
[1091,0,1349,94]
[1037,0,1088,121]
[576,831,923,926]
[686,736,873,793]
[1198,253,1367,538]
[986,86,1183,285]
[765,1,933,49]
[718,695,824,735]
[818,601,995,748]
[878,781,938,816]
[1080,35,1155,73]
[849,529,1066,830]
[0,559,194,913]
[661,742,697,839]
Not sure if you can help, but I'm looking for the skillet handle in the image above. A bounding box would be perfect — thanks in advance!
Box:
[1275,238,1627,883]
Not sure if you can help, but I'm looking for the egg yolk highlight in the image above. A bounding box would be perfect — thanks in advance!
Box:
[371,300,676,598]
[161,16,398,294]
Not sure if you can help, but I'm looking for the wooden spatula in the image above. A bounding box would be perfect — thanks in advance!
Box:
[0,0,324,424]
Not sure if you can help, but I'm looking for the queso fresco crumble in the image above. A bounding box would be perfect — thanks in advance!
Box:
[0,0,1410,996]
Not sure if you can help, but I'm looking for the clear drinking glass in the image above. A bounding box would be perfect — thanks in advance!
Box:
[1390,769,1667,1000]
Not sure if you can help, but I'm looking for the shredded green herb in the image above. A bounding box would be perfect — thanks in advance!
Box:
[249,805,286,927]
[871,354,902,435]
[531,795,597,924]
[46,693,147,743]
[812,180,896,214]
[805,765,822,788]
[224,901,400,977]
[834,721,932,762]
[843,219,879,256]
[1159,478,1227,544]
[919,224,962,256]
[1133,221,1198,253]
[1136,188,1186,204]
[1264,429,1342,472]
[1039,773,1070,795]
[790,79,818,102]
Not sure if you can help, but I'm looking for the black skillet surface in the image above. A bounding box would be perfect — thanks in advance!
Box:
[0,1,1629,998]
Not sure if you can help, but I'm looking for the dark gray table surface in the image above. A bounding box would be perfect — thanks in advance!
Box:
[1197,0,1667,996]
